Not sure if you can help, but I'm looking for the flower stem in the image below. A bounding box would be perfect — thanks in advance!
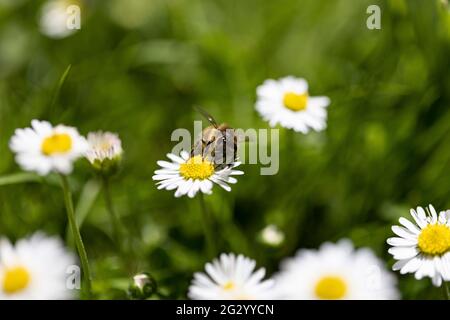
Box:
[102,176,123,251]
[444,282,450,300]
[199,193,216,258]
[60,174,92,298]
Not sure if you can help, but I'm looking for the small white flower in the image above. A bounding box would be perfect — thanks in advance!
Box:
[39,1,79,39]
[387,205,450,287]
[85,131,123,170]
[152,151,244,198]
[274,240,399,300]
[188,253,274,300]
[9,120,88,175]
[0,233,76,299]
[255,76,330,133]
[260,224,285,247]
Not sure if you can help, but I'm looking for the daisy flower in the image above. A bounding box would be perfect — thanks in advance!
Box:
[255,76,330,133]
[188,253,274,300]
[39,0,80,39]
[274,240,399,300]
[152,151,244,198]
[259,224,285,247]
[9,120,88,175]
[85,131,123,175]
[0,233,76,299]
[387,205,450,286]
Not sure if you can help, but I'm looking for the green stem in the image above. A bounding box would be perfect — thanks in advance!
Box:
[102,177,123,250]
[60,174,92,298]
[199,193,216,258]
[444,282,450,300]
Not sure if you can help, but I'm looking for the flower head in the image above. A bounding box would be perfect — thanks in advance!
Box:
[9,120,88,175]
[153,151,244,198]
[128,272,157,300]
[387,205,450,286]
[274,240,398,299]
[39,0,80,39]
[259,224,285,247]
[255,76,330,133]
[188,253,274,300]
[0,233,76,299]
[85,131,123,175]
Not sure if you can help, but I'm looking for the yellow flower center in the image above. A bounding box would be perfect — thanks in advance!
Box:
[418,224,450,256]
[2,266,31,294]
[41,133,73,156]
[179,155,214,180]
[283,92,308,111]
[223,281,235,291]
[314,276,347,300]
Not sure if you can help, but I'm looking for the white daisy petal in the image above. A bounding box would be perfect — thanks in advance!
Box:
[391,226,417,240]
[398,217,421,234]
[388,247,418,260]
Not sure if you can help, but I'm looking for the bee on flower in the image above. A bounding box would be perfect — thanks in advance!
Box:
[255,76,330,133]
[153,151,244,198]
[0,233,76,299]
[188,253,274,300]
[387,205,450,286]
[9,120,88,176]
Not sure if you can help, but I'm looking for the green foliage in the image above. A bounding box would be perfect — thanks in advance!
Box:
[0,0,449,299]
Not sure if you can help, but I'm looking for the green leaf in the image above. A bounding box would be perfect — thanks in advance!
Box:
[0,172,41,186]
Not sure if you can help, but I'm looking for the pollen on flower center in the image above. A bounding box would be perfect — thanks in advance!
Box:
[314,275,347,300]
[223,281,235,291]
[41,133,73,156]
[179,155,214,180]
[418,224,450,256]
[283,92,308,111]
[2,266,31,294]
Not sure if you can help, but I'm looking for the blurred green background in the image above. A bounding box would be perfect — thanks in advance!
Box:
[0,0,449,299]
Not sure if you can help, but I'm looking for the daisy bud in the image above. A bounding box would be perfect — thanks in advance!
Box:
[85,131,123,176]
[128,273,157,300]
[259,224,285,247]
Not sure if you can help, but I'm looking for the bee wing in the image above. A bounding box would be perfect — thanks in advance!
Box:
[235,131,254,143]
[193,106,219,128]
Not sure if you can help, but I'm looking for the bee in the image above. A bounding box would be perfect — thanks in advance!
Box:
[191,106,239,170]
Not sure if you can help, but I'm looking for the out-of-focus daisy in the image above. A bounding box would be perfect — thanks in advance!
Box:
[9,120,88,175]
[85,131,123,175]
[188,253,274,300]
[387,205,450,286]
[0,233,76,299]
[39,0,81,39]
[153,151,244,198]
[274,240,398,299]
[259,224,285,247]
[255,76,330,133]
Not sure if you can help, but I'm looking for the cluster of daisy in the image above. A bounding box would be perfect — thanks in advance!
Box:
[6,119,124,299]
[189,240,398,300]
[189,204,450,300]
[10,120,122,176]
[4,74,450,300]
